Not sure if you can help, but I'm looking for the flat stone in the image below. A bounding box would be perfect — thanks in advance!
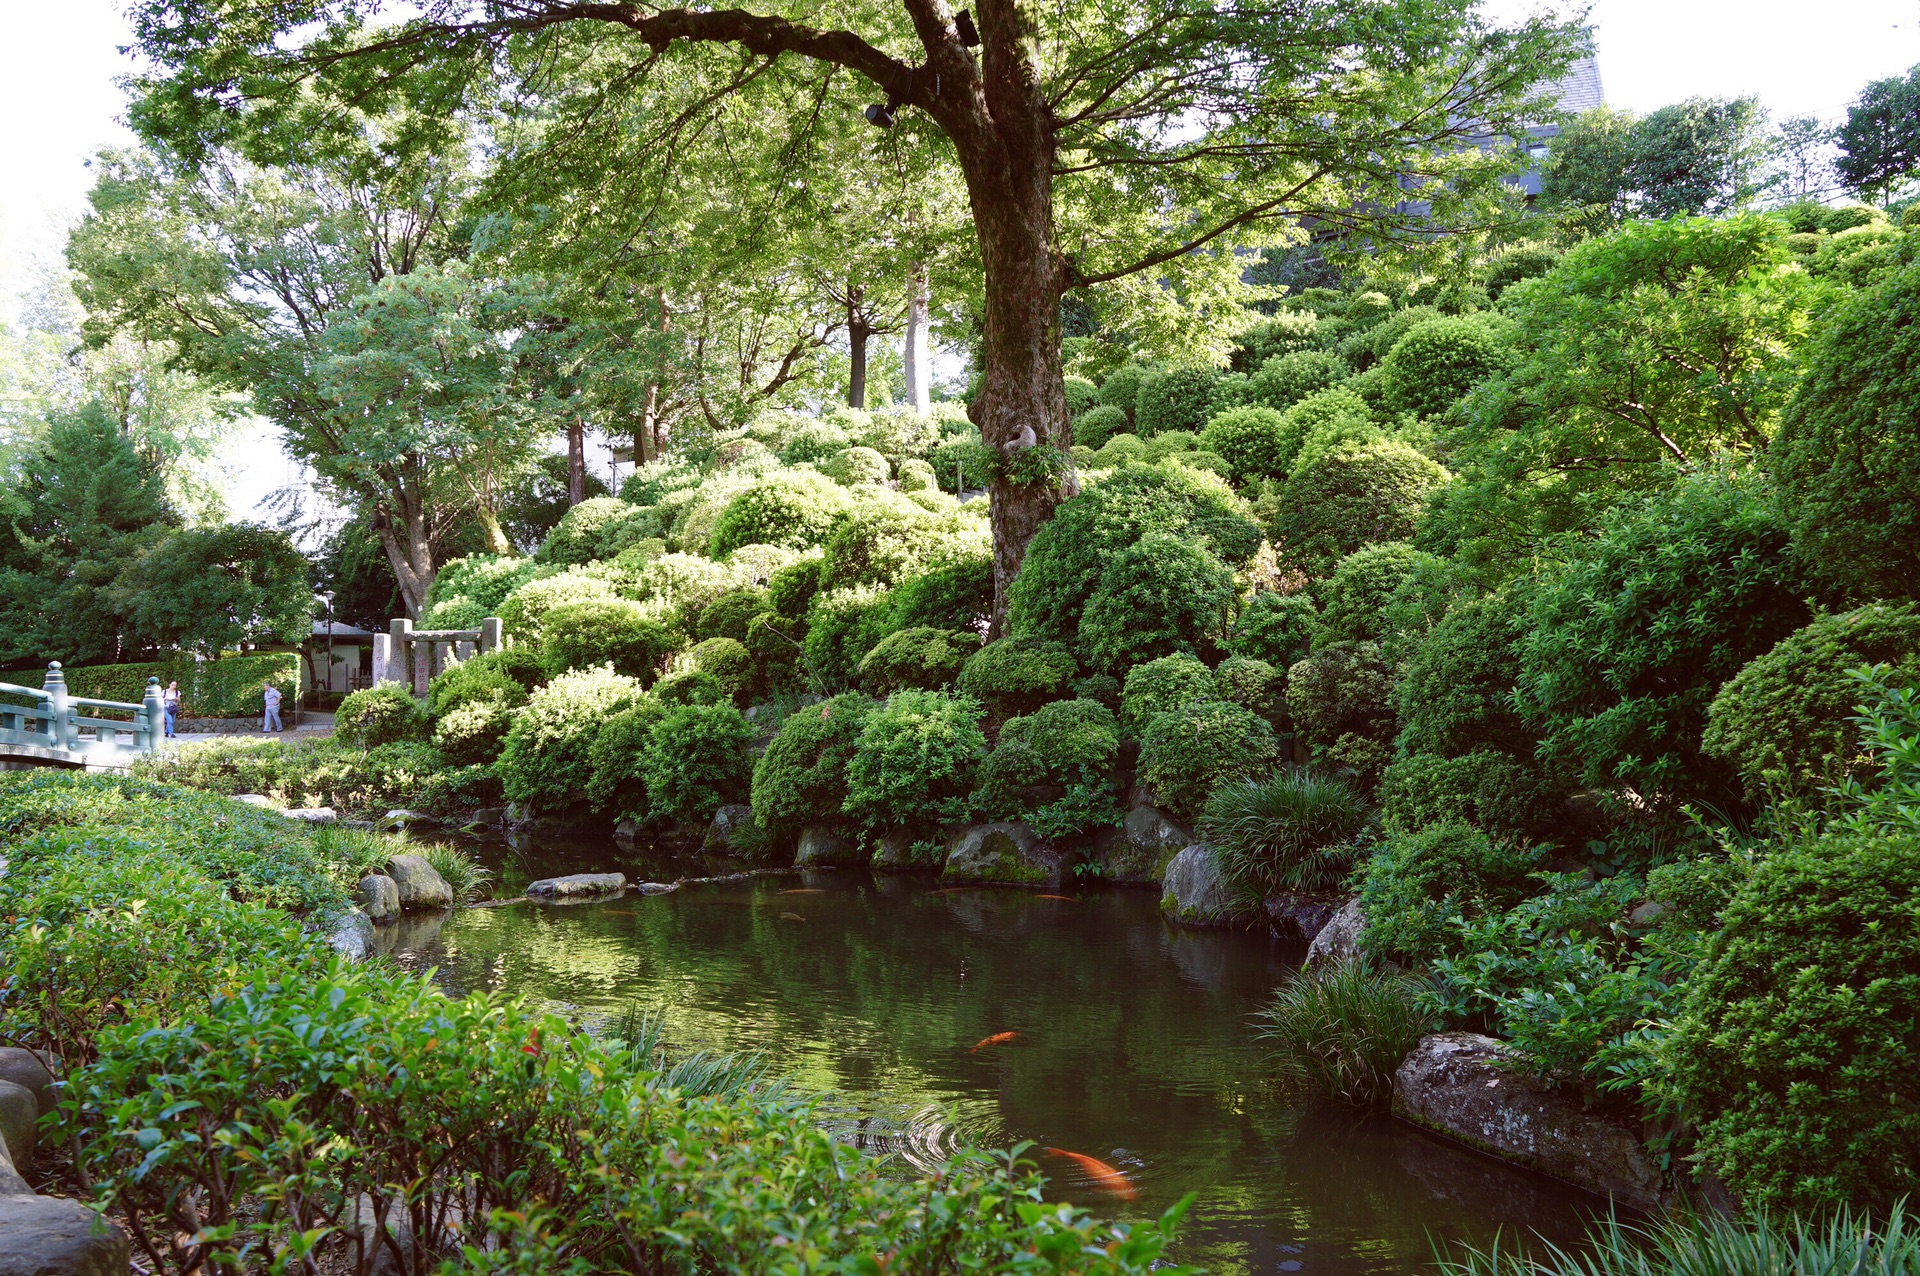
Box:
[0,1195,131,1275]
[386,853,453,910]
[355,874,401,923]
[1304,897,1366,969]
[526,872,627,900]
[634,882,678,895]
[470,807,507,828]
[326,909,374,961]
[942,822,1061,886]
[1264,891,1340,946]
[0,1082,33,1175]
[0,1053,53,1128]
[284,807,337,823]
[1394,1033,1668,1210]
[232,794,275,809]
[702,804,756,856]
[794,824,864,868]
[1159,844,1255,927]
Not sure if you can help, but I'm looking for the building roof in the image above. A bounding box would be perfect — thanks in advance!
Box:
[312,621,377,639]
[1540,56,1605,118]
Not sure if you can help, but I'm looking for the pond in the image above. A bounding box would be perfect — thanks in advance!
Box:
[382,844,1604,1274]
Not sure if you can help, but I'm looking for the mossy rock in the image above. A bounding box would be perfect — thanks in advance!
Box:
[941,822,1062,886]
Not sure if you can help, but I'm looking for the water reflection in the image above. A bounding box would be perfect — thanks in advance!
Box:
[388,853,1604,1274]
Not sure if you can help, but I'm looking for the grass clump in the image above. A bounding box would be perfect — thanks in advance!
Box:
[1201,768,1369,895]
[1252,962,1432,1109]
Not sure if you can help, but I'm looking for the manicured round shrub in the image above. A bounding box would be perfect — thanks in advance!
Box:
[1202,768,1368,895]
[1174,450,1232,480]
[1229,593,1318,669]
[429,555,544,615]
[1393,589,1534,759]
[1120,653,1214,738]
[587,699,664,817]
[819,501,985,592]
[1138,700,1279,818]
[1287,640,1396,752]
[432,698,514,766]
[697,587,774,643]
[541,599,681,685]
[721,542,798,585]
[1095,433,1146,467]
[497,666,646,812]
[641,702,756,825]
[1073,404,1130,450]
[709,473,850,557]
[1073,673,1121,712]
[1064,376,1100,416]
[632,553,743,631]
[1484,242,1561,298]
[335,686,427,749]
[802,585,897,689]
[1007,464,1261,646]
[857,626,982,695]
[426,649,542,719]
[1231,311,1319,370]
[843,690,987,832]
[1199,406,1299,483]
[998,697,1120,785]
[1135,366,1219,437]
[1375,750,1558,839]
[1139,430,1200,463]
[750,693,874,839]
[1703,603,1920,799]
[654,668,727,707]
[767,554,827,619]
[956,636,1078,718]
[498,571,620,645]
[689,636,754,703]
[1517,468,1809,804]
[422,595,487,630]
[889,548,994,634]
[1270,441,1447,579]
[971,739,1050,817]
[1770,261,1920,599]
[1379,316,1509,419]
[1354,819,1545,965]
[1668,827,1920,1214]
[1246,350,1348,410]
[779,419,851,464]
[1078,533,1235,673]
[1277,388,1374,471]
[820,446,891,486]
[929,434,994,493]
[1213,655,1286,725]
[1098,363,1153,420]
[1313,543,1443,649]
[896,458,936,492]
[539,497,658,566]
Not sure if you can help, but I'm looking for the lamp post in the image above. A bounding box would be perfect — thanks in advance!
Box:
[319,591,335,701]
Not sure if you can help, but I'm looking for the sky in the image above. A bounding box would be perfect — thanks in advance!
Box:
[3,0,1919,518]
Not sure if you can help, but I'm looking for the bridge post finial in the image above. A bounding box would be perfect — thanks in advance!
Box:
[140,677,165,750]
[43,661,69,750]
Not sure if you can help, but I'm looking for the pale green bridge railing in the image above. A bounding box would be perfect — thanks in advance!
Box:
[0,662,166,768]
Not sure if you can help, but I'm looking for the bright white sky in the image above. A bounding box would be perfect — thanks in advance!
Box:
[3,0,1919,517]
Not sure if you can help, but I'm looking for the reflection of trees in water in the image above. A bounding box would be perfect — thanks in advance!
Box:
[399,872,1600,1274]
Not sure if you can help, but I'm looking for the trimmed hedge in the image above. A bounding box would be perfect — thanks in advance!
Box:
[37,652,302,719]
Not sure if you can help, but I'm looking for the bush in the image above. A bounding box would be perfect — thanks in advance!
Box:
[819,500,985,592]
[1120,653,1215,737]
[999,697,1119,781]
[1229,593,1318,669]
[1135,365,1218,437]
[583,700,668,819]
[1254,964,1433,1109]
[421,594,487,630]
[432,698,514,766]
[1379,316,1509,419]
[1393,589,1535,759]
[428,554,544,615]
[821,446,891,486]
[640,702,755,825]
[1095,433,1147,467]
[1063,375,1100,415]
[1198,405,1299,483]
[541,599,681,684]
[1073,403,1130,449]
[709,472,850,557]
[843,690,987,833]
[334,686,427,748]
[1231,311,1319,370]
[538,497,658,566]
[426,648,544,718]
[1312,543,1443,649]
[767,554,827,618]
[1376,751,1557,839]
[1213,655,1286,725]
[1287,640,1396,753]
[689,636,754,703]
[929,433,994,493]
[750,693,873,840]
[498,571,620,645]
[1007,464,1261,646]
[1078,533,1235,673]
[654,668,727,706]
[1668,826,1920,1214]
[956,636,1078,718]
[694,587,772,644]
[1354,819,1544,965]
[1703,604,1920,800]
[497,666,646,812]
[1137,700,1278,818]
[803,584,897,689]
[889,548,994,634]
[1202,768,1369,896]
[896,457,936,491]
[1517,468,1808,805]
[857,626,982,694]
[1098,362,1153,420]
[1246,350,1348,411]
[1270,441,1446,578]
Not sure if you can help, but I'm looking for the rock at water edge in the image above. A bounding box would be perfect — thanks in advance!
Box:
[942,823,1062,886]
[355,874,401,923]
[794,824,863,868]
[525,873,628,900]
[386,853,454,910]
[326,909,375,961]
[1265,891,1340,946]
[1393,1032,1667,1210]
[0,1081,34,1175]
[285,807,337,823]
[1159,844,1254,927]
[1304,897,1366,969]
[703,804,756,857]
[0,1195,130,1276]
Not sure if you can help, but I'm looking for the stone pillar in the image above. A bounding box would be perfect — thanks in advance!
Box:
[479,617,503,653]
[389,619,413,686]
[371,634,392,687]
[456,640,475,662]
[414,640,430,697]
[42,662,69,751]
[141,677,165,750]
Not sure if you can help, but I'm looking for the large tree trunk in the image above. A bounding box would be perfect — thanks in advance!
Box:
[373,479,434,620]
[847,288,870,410]
[904,262,931,414]
[637,383,657,467]
[475,505,512,557]
[566,417,587,505]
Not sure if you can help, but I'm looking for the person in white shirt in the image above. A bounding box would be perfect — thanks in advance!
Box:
[263,684,283,733]
[162,681,180,738]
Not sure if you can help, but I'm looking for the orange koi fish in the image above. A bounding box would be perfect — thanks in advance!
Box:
[780,911,807,922]
[970,1031,1019,1052]
[778,888,823,895]
[1045,1149,1136,1200]
[1035,894,1076,902]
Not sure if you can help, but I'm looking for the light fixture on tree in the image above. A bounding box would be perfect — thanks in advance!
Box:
[954,10,979,46]
[864,65,915,129]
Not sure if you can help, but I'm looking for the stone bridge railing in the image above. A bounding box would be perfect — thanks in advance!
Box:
[373,618,505,696]
[0,663,164,767]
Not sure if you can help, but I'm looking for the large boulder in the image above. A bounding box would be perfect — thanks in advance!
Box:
[355,874,401,923]
[0,1053,53,1128]
[526,873,627,901]
[326,908,374,961]
[0,1082,33,1175]
[870,830,926,871]
[284,807,337,824]
[942,823,1062,886]
[794,824,863,868]
[702,804,757,858]
[0,1195,129,1275]
[1304,897,1366,969]
[381,809,437,832]
[1159,844,1255,927]
[386,854,454,910]
[1087,806,1192,883]
[1266,891,1341,946]
[1393,1033,1667,1210]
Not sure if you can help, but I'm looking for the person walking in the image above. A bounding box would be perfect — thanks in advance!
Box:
[162,681,180,738]
[263,683,283,734]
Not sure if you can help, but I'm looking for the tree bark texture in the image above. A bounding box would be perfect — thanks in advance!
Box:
[904,262,932,414]
[567,417,587,505]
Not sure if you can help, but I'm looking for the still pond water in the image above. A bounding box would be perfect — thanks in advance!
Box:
[382,842,1603,1274]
